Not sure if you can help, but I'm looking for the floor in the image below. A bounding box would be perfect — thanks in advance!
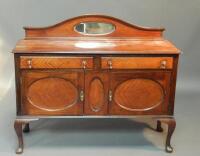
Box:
[0,85,200,156]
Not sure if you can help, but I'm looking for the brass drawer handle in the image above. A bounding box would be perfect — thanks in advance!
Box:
[107,60,112,69]
[160,60,167,69]
[109,90,112,102]
[80,90,84,102]
[82,60,87,69]
[27,59,32,69]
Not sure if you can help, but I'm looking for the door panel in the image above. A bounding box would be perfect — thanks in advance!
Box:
[21,71,84,115]
[109,71,171,115]
[84,72,109,115]
[114,79,164,111]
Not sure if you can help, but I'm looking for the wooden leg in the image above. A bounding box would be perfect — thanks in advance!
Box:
[14,120,24,154]
[23,123,30,133]
[14,118,39,154]
[159,118,176,153]
[156,120,163,132]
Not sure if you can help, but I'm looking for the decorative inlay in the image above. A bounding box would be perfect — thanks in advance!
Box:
[27,77,78,111]
[88,78,104,112]
[114,79,164,111]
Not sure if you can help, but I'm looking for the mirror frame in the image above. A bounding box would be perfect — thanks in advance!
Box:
[74,22,116,36]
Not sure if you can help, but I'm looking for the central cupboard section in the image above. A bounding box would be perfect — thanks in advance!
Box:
[20,56,172,116]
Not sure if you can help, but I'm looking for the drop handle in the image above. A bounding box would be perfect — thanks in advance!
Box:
[107,60,112,69]
[27,59,32,69]
[160,60,167,69]
[109,90,112,102]
[80,90,84,102]
[82,60,87,69]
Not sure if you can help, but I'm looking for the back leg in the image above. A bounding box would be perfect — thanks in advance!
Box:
[23,123,30,133]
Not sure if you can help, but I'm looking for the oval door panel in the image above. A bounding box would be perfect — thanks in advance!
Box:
[114,79,164,111]
[27,77,78,111]
[89,78,104,112]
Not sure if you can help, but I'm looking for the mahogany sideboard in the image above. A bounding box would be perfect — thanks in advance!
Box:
[13,15,180,154]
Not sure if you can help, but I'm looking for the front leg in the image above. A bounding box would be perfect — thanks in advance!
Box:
[159,118,176,153]
[14,120,24,154]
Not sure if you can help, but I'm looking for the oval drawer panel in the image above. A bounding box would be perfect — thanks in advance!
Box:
[27,77,78,111]
[114,79,164,111]
[89,78,104,112]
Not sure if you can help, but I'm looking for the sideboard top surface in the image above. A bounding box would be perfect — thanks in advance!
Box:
[13,14,180,54]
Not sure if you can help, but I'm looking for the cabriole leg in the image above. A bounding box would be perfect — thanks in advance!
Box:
[14,120,24,154]
[14,118,39,154]
[158,118,176,153]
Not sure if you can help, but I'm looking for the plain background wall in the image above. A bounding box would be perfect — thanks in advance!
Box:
[1,0,200,98]
[0,0,200,155]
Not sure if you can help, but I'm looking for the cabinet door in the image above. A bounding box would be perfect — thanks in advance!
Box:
[109,71,171,115]
[21,71,84,115]
[84,72,109,115]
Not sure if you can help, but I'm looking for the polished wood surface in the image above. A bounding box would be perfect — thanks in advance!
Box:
[109,71,171,115]
[13,15,180,54]
[14,121,24,154]
[84,72,109,115]
[21,71,84,115]
[114,79,164,110]
[24,15,164,38]
[13,15,180,153]
[158,118,176,153]
[13,38,179,54]
[101,57,173,69]
[20,56,93,69]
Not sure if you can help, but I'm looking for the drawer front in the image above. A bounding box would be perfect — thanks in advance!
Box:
[20,56,93,69]
[101,57,173,69]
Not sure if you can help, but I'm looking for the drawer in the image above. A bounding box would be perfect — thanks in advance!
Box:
[20,56,93,69]
[101,57,173,69]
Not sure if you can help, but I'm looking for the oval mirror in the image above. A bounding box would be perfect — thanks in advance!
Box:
[74,22,115,35]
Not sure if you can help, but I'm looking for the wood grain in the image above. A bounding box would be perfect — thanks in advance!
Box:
[13,39,180,54]
[109,71,171,115]
[21,71,84,115]
[23,15,164,38]
[13,15,180,153]
[20,56,93,69]
[84,72,109,115]
[27,77,78,111]
[101,57,173,69]
[88,78,105,112]
[13,15,180,54]
[114,79,164,111]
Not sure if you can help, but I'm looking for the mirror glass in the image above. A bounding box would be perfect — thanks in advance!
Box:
[74,22,115,35]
